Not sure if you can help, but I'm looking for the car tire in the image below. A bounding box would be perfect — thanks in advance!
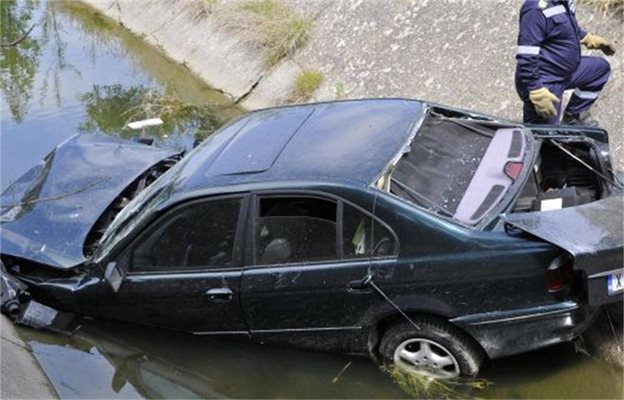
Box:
[379,318,484,379]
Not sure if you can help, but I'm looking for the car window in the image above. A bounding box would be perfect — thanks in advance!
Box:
[343,204,398,258]
[130,197,242,272]
[255,196,337,265]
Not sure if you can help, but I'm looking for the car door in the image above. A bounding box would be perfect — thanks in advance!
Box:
[98,195,249,333]
[240,191,399,346]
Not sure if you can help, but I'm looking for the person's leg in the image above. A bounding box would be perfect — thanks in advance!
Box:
[517,80,565,124]
[564,56,611,117]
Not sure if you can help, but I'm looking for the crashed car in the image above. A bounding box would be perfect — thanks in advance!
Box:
[2,99,622,379]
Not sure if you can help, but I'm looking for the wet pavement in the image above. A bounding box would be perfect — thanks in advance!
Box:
[1,1,623,398]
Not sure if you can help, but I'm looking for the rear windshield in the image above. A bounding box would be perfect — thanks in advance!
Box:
[388,112,527,226]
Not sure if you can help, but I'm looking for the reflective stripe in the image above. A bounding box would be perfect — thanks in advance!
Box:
[569,0,576,13]
[573,88,600,99]
[517,45,541,55]
[542,5,566,18]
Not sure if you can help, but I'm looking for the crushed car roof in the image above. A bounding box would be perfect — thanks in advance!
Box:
[169,99,424,193]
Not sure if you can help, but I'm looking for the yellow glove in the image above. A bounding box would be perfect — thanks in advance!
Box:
[581,33,616,56]
[529,88,560,119]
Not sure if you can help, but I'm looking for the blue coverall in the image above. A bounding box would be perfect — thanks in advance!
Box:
[515,0,611,124]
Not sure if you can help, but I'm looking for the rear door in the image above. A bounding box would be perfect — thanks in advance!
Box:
[99,195,249,333]
[240,191,399,346]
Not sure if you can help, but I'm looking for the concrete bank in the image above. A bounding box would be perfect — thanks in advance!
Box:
[79,0,623,367]
[81,0,623,170]
[1,317,58,399]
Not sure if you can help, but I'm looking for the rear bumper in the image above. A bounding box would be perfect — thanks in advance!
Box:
[450,301,600,359]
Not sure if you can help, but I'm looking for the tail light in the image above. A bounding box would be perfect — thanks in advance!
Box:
[546,255,574,297]
[504,161,524,181]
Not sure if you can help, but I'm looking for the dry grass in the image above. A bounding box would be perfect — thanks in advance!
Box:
[381,365,491,400]
[579,0,624,18]
[216,0,313,66]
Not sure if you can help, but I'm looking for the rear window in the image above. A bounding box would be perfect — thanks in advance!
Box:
[389,111,526,225]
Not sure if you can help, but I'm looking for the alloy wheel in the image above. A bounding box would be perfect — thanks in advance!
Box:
[393,338,461,379]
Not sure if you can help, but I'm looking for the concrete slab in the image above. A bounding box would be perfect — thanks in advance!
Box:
[0,317,58,399]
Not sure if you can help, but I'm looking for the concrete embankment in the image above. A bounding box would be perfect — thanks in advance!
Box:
[79,0,623,367]
[1,317,58,399]
[80,0,623,170]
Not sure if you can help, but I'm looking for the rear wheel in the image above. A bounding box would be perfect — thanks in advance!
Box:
[379,318,484,379]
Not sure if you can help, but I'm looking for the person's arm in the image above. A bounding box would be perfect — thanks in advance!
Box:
[516,6,547,91]
[574,7,615,55]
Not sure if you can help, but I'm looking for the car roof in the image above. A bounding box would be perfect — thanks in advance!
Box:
[169,99,425,194]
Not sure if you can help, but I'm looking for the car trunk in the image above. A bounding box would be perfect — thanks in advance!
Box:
[506,195,623,305]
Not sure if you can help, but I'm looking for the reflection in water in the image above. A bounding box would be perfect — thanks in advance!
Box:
[78,84,228,147]
[20,319,406,399]
[15,318,623,399]
[1,0,42,122]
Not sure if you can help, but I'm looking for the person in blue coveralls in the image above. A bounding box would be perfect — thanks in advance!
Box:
[515,0,616,125]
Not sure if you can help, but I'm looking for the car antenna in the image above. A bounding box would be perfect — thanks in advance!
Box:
[359,273,421,331]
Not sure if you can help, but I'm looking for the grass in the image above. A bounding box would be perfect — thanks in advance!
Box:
[381,365,491,400]
[291,69,323,101]
[579,0,624,17]
[334,81,346,99]
[217,0,313,66]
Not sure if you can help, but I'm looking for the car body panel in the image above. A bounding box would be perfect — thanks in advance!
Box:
[0,134,177,269]
[505,195,623,276]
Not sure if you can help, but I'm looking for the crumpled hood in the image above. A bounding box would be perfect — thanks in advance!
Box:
[505,195,623,276]
[1,134,176,269]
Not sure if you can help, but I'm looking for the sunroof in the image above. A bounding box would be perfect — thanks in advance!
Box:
[207,107,314,177]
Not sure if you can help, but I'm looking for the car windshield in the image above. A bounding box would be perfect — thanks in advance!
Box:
[385,111,529,226]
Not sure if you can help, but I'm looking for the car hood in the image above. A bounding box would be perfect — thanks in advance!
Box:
[0,134,176,270]
[505,195,623,276]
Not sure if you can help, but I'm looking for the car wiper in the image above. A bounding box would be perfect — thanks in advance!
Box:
[390,178,454,217]
[549,140,624,190]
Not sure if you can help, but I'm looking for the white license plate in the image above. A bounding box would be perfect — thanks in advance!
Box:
[607,272,624,296]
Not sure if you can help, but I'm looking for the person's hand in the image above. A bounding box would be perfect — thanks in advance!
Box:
[581,33,616,56]
[529,88,560,119]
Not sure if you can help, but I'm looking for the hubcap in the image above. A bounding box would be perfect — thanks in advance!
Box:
[393,338,460,379]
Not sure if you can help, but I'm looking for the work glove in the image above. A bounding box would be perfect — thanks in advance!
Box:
[581,33,616,56]
[529,87,560,119]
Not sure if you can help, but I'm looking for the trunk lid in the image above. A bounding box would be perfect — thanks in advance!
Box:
[1,134,176,270]
[505,195,623,305]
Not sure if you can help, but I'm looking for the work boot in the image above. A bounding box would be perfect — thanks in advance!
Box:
[562,111,601,128]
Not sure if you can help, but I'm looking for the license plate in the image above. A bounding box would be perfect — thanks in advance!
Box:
[607,272,624,296]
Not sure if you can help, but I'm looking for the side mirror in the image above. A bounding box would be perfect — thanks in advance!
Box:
[104,262,124,293]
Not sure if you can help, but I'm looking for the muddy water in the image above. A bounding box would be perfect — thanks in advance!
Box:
[1,1,622,399]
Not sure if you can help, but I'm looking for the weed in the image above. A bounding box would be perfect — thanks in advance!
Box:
[334,81,346,99]
[381,364,491,400]
[217,0,313,66]
[291,69,323,101]
[579,0,624,17]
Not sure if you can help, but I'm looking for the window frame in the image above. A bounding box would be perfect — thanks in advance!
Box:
[248,190,399,269]
[121,194,249,275]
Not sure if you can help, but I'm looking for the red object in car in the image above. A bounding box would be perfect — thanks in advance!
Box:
[504,161,524,181]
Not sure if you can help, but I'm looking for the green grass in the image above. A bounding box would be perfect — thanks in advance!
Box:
[217,0,313,66]
[292,70,323,100]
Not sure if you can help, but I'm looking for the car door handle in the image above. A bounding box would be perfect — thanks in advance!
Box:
[347,275,372,294]
[205,288,233,303]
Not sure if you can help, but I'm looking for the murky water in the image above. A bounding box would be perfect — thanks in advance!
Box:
[1,1,622,399]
